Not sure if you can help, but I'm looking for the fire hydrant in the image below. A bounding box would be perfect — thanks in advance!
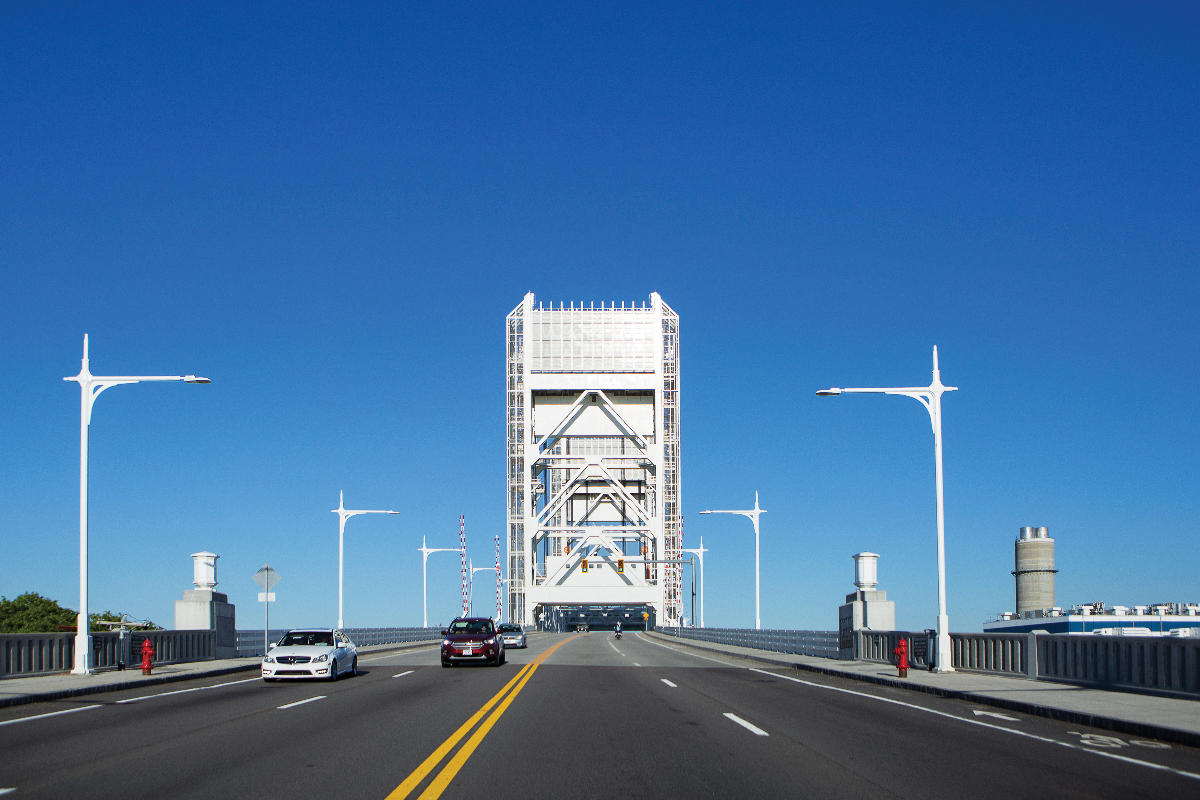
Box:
[893,638,909,679]
[140,639,155,675]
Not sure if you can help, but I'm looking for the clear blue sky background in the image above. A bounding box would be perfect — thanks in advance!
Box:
[2,2,1197,634]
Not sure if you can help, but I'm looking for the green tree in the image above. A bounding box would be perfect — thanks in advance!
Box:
[0,592,77,633]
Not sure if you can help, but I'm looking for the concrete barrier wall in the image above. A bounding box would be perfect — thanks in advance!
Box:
[1037,634,1200,695]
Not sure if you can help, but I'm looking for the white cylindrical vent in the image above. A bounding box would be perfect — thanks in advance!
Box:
[1014,527,1055,614]
[191,551,219,589]
[852,552,879,591]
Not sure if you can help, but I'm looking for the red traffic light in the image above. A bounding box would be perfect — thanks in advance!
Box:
[617,559,625,573]
[581,559,588,573]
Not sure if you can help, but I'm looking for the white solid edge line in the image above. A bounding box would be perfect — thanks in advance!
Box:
[661,678,678,688]
[0,704,101,727]
[724,712,769,736]
[748,668,1200,783]
[278,695,326,710]
[393,670,415,678]
[0,787,16,795]
[115,677,261,704]
[636,633,743,667]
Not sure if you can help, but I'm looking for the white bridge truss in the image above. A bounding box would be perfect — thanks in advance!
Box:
[506,292,682,626]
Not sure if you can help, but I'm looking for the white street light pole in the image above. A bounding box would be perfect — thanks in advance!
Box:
[682,535,709,627]
[64,334,210,675]
[469,558,494,616]
[816,345,957,673]
[332,491,398,630]
[700,492,766,630]
[418,536,458,628]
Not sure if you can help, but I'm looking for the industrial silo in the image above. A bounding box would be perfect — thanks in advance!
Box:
[1013,526,1057,614]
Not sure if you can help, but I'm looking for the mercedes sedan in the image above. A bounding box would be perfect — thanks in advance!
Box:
[262,629,358,681]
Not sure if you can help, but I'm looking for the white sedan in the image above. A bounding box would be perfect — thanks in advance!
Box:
[262,629,357,681]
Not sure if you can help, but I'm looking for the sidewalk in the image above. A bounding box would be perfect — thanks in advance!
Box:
[0,640,438,709]
[645,631,1200,748]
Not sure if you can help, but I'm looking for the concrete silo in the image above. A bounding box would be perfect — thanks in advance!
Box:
[1013,526,1057,614]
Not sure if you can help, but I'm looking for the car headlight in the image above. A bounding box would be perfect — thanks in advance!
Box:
[313,653,329,662]
[442,638,452,646]
[264,656,275,663]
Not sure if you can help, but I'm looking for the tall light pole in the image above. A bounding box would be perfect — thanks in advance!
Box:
[418,536,458,628]
[682,535,708,627]
[469,558,494,616]
[64,334,210,675]
[332,491,398,630]
[700,492,766,630]
[816,345,957,673]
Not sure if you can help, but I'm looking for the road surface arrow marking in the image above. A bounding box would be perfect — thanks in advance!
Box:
[972,710,1019,721]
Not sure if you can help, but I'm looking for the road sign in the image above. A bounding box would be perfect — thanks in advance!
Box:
[254,564,280,591]
[257,592,276,602]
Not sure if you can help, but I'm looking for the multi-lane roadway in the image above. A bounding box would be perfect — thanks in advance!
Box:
[2,632,1198,798]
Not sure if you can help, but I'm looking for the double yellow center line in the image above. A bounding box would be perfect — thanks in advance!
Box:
[386,635,577,800]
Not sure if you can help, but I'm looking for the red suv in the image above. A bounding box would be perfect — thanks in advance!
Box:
[441,617,505,667]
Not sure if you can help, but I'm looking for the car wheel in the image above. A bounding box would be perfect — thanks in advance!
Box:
[441,659,452,668]
[262,677,274,682]
[350,656,358,677]
[500,650,506,665]
[329,658,338,681]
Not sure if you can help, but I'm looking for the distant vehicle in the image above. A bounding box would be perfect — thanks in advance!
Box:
[441,617,505,667]
[262,629,357,681]
[498,623,527,649]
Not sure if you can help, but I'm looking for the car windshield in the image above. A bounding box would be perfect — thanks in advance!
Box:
[499,625,521,633]
[449,620,493,635]
[279,631,333,647]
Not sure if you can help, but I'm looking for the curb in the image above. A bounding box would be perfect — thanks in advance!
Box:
[645,632,1200,748]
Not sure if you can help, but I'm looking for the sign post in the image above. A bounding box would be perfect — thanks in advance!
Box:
[254,564,281,656]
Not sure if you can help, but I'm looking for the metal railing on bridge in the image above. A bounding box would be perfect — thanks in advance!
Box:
[0,630,214,677]
[659,626,839,659]
[236,627,442,658]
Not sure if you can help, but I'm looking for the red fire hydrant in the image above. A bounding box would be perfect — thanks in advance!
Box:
[893,638,909,679]
[140,639,155,675]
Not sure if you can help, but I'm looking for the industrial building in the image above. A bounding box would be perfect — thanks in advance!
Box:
[984,526,1200,635]
[505,293,682,628]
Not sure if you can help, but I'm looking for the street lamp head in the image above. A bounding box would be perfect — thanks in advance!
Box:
[184,375,212,384]
[698,510,713,515]
[815,388,842,396]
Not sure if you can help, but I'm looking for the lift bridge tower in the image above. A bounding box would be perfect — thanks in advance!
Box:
[505,292,682,628]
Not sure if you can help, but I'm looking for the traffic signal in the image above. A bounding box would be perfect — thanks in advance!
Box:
[617,559,624,573]
[581,559,588,573]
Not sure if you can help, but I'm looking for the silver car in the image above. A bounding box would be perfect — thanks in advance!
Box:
[498,623,527,649]
[262,629,357,681]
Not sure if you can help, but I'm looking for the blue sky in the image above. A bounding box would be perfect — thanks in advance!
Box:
[2,2,1197,634]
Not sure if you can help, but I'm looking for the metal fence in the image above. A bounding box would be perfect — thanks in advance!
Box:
[659,626,839,659]
[236,627,442,657]
[0,630,215,677]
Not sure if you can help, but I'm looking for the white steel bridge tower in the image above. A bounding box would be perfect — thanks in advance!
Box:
[505,292,682,627]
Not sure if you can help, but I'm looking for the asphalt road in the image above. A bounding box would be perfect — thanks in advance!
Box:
[2,632,1198,799]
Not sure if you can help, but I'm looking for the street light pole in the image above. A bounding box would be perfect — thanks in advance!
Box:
[418,536,458,628]
[700,492,766,630]
[332,491,398,630]
[682,535,708,627]
[469,558,494,616]
[816,345,957,673]
[64,334,210,675]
